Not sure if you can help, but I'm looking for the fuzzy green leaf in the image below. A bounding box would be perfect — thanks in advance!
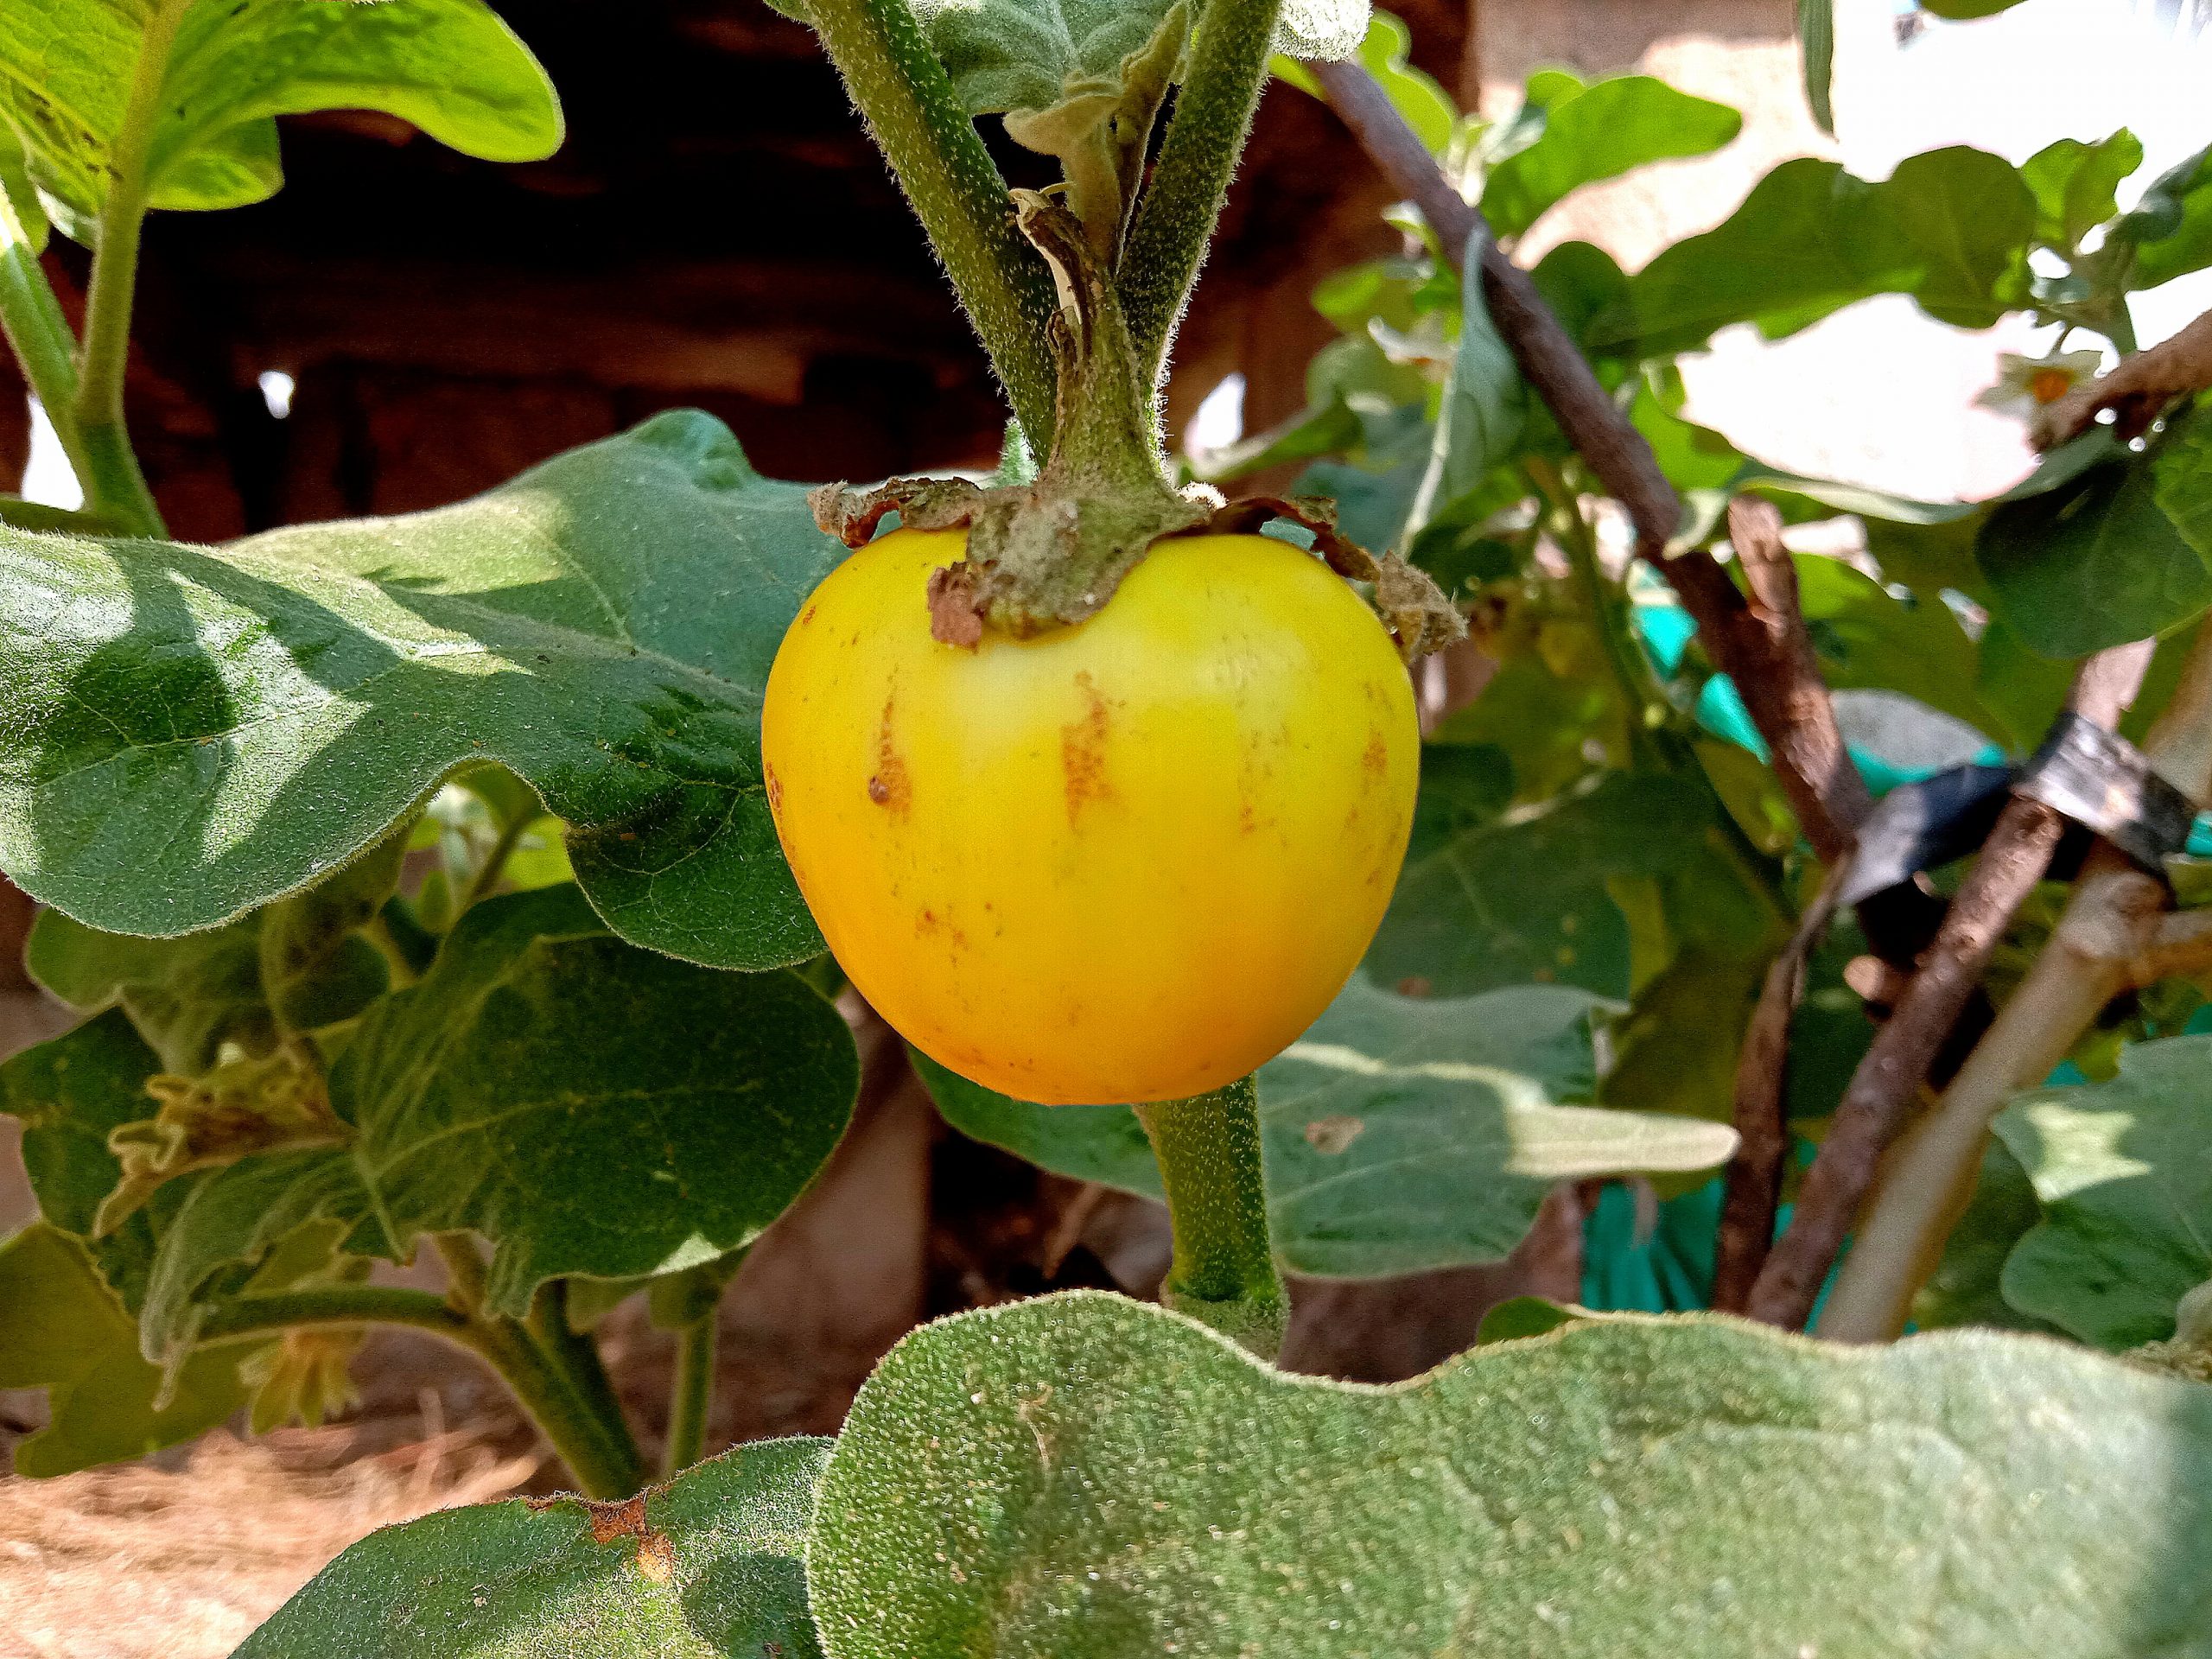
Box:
[1,1007,160,1239]
[0,1222,251,1478]
[2155,400,2212,557]
[1977,453,2212,658]
[919,974,1733,1278]
[1423,233,1526,506]
[1994,1034,2212,1350]
[137,887,859,1343]
[28,910,273,1075]
[0,0,559,238]
[810,1292,2212,1658]
[1363,770,1714,998]
[236,1436,831,1658]
[1480,76,1741,240]
[0,410,843,969]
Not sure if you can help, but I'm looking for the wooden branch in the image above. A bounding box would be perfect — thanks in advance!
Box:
[1745,645,2152,1332]
[2033,306,2212,448]
[2131,908,2212,988]
[1309,60,1872,863]
[1815,626,2212,1340]
[1710,859,1847,1313]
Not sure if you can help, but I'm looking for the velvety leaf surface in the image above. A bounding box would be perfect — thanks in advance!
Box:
[0,0,558,233]
[28,909,273,1074]
[1257,977,1732,1275]
[1977,453,2212,658]
[914,0,1363,118]
[0,1222,250,1477]
[0,411,844,969]
[140,886,859,1343]
[918,976,1734,1278]
[809,1292,2212,1659]
[2,1007,160,1238]
[1363,770,1714,998]
[235,1436,831,1658]
[1994,1035,2212,1349]
[1480,76,1740,239]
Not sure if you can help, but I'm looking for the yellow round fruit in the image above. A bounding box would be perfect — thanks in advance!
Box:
[761,528,1418,1104]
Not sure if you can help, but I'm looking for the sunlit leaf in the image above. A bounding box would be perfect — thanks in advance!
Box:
[1995,1034,2212,1349]
[0,0,560,238]
[0,1223,250,1478]
[1481,76,1740,239]
[237,1436,831,1657]
[0,410,843,970]
[810,1292,2212,1657]
[919,973,1733,1278]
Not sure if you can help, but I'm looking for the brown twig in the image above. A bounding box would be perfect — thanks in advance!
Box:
[1744,644,2154,1331]
[1309,60,1872,862]
[2032,306,2212,448]
[1710,860,1848,1313]
[1816,626,2212,1340]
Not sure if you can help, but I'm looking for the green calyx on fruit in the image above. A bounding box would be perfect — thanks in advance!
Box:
[811,193,1462,659]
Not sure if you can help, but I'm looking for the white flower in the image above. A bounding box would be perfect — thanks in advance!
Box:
[1974,350,2104,421]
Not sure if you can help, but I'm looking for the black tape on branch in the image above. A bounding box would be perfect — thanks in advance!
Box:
[1840,765,2015,908]
[2017,712,2196,872]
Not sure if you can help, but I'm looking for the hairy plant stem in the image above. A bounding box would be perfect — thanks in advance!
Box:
[804,0,1060,451]
[1117,0,1285,397]
[1815,626,2212,1340]
[195,1284,473,1341]
[431,1235,645,1497]
[1133,1077,1286,1358]
[663,1313,717,1478]
[63,0,181,538]
[0,181,94,490]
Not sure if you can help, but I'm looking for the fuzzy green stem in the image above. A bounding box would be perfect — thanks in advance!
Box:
[195,1284,473,1341]
[1133,1076,1286,1357]
[436,1236,645,1497]
[461,812,533,912]
[1116,0,1285,394]
[63,0,181,538]
[0,180,95,493]
[663,1313,717,1478]
[528,1277,639,1477]
[804,0,1060,451]
[198,1276,644,1497]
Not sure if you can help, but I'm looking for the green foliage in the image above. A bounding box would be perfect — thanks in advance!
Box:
[1994,1035,2212,1349]
[1365,771,1716,999]
[0,0,560,239]
[0,1223,251,1477]
[2107,144,2212,292]
[1480,77,1741,239]
[810,1292,2212,1657]
[29,910,274,1075]
[139,885,860,1345]
[1978,437,2212,658]
[238,1437,831,1658]
[919,974,1733,1277]
[0,411,844,970]
[2021,130,2145,255]
[1590,149,2035,358]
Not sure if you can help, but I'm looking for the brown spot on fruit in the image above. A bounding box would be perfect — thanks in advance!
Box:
[1061,672,1112,823]
[1362,728,1389,779]
[764,762,782,813]
[917,908,938,934]
[800,604,817,626]
[869,695,912,812]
